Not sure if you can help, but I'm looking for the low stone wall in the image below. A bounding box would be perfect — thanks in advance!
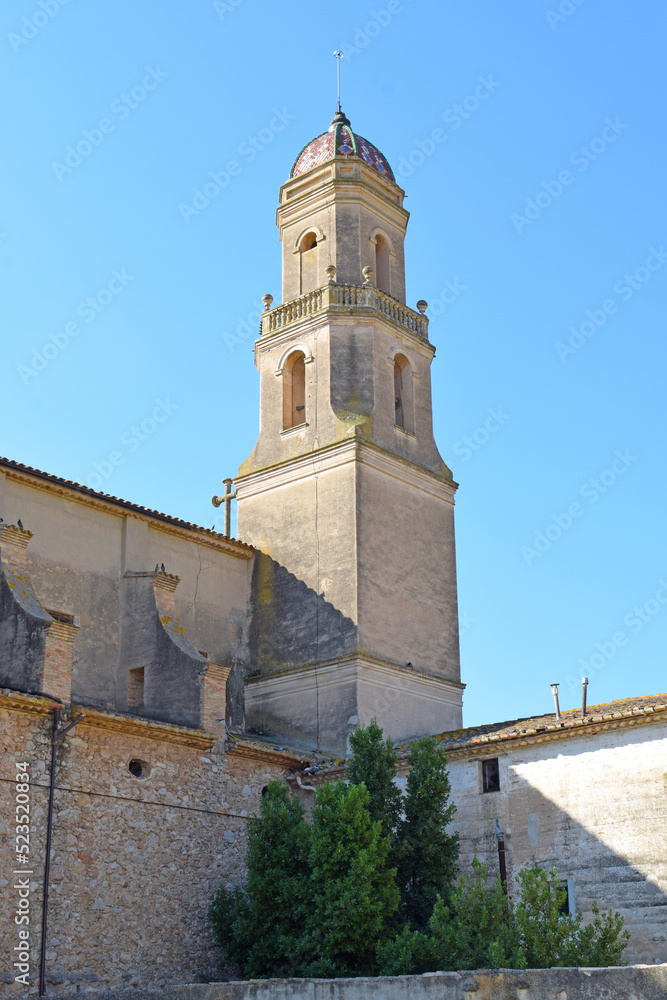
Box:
[53,964,667,1000]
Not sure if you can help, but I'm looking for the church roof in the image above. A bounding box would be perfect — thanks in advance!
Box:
[290,110,395,182]
[304,693,667,777]
[0,456,253,552]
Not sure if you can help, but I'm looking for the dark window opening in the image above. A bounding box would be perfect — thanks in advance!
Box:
[482,757,500,793]
[299,232,318,293]
[46,609,75,625]
[283,351,307,429]
[559,878,575,916]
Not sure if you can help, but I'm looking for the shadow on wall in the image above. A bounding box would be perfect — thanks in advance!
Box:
[448,734,667,965]
[248,553,358,673]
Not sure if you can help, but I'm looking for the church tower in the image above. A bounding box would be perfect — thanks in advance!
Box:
[235,108,463,752]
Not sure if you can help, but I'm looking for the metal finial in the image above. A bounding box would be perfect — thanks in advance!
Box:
[333,51,343,112]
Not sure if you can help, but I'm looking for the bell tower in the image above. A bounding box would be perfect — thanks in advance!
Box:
[235,109,463,752]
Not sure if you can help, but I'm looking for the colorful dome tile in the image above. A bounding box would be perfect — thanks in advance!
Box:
[290,113,395,182]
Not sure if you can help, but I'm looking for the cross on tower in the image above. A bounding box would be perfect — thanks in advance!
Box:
[333,50,343,112]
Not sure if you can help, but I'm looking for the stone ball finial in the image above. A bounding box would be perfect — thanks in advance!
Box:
[325,264,337,285]
[262,293,274,310]
[362,265,374,286]
[416,300,428,314]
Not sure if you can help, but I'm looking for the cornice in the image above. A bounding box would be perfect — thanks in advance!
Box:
[245,651,465,692]
[255,309,435,363]
[440,703,667,762]
[0,689,216,748]
[75,708,217,749]
[236,438,457,504]
[278,160,407,224]
[2,462,254,560]
[225,737,311,768]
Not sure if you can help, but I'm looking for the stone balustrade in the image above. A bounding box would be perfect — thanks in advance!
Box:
[261,283,429,339]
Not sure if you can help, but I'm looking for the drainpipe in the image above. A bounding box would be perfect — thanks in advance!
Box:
[39,708,85,997]
[495,819,507,896]
[581,676,589,718]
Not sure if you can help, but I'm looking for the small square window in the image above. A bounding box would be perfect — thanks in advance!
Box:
[482,758,500,793]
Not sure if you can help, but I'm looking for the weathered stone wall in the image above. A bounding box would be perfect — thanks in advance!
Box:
[0,694,293,994]
[51,964,667,1000]
[434,721,667,965]
[0,467,254,728]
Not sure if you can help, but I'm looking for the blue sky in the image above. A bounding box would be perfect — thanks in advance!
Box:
[2,0,665,728]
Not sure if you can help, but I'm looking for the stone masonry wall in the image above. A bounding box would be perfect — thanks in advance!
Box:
[52,964,667,1000]
[0,693,293,994]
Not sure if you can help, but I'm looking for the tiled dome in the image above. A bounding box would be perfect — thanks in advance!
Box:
[290,111,395,182]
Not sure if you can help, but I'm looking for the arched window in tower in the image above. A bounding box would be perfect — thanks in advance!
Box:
[283,351,307,429]
[393,354,414,433]
[299,232,318,294]
[375,234,391,294]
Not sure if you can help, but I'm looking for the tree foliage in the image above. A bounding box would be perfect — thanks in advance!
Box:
[210,722,628,980]
[347,719,402,842]
[303,781,399,977]
[209,781,311,978]
[395,736,459,930]
[378,860,629,975]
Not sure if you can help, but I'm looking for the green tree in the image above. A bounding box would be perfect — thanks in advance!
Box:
[209,781,311,978]
[303,781,400,978]
[348,718,402,842]
[395,736,459,930]
[429,859,521,971]
[514,865,629,969]
[380,861,629,975]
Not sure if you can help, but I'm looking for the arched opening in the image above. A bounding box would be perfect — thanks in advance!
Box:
[283,351,306,429]
[375,234,391,294]
[393,353,413,432]
[299,231,318,294]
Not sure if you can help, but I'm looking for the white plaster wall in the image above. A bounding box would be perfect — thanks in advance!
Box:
[443,723,667,964]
